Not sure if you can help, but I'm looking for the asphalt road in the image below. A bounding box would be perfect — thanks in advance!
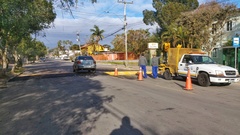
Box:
[0,59,240,135]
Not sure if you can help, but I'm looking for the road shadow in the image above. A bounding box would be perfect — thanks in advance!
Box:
[110,116,143,135]
[0,62,115,135]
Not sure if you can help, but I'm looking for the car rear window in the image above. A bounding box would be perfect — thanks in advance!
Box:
[78,56,94,60]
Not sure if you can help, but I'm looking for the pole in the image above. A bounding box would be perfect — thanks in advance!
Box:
[235,47,237,69]
[124,3,128,67]
[77,31,82,55]
[118,0,133,67]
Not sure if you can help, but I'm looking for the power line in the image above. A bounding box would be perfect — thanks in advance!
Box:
[104,27,124,39]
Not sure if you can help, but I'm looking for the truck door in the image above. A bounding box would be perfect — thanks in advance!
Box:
[178,55,190,76]
[179,55,199,77]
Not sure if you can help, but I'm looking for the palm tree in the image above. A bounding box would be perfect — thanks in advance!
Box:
[161,24,189,48]
[90,25,104,54]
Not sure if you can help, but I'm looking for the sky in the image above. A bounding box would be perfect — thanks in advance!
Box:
[36,0,240,49]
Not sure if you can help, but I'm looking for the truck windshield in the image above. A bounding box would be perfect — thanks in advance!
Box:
[191,55,215,64]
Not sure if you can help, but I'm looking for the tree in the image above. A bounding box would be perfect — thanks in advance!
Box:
[142,0,199,52]
[0,0,56,76]
[112,29,151,56]
[70,44,80,50]
[176,1,240,52]
[143,0,199,32]
[111,34,125,52]
[90,25,105,53]
[161,24,189,48]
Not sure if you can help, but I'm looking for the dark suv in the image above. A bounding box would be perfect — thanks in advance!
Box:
[72,56,96,72]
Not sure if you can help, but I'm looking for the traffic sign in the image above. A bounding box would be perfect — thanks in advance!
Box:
[233,37,240,47]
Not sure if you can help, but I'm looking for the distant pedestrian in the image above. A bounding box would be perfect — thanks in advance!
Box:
[138,53,148,78]
[151,54,159,79]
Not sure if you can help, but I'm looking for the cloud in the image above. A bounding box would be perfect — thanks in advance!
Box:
[36,1,157,49]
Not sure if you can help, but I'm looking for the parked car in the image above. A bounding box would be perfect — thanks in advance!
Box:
[39,57,46,62]
[72,56,96,72]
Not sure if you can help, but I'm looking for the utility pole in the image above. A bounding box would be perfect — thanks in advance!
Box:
[76,31,82,55]
[118,0,133,67]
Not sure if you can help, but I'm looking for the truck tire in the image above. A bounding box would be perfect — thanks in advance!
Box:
[181,76,186,81]
[163,70,172,80]
[197,72,210,87]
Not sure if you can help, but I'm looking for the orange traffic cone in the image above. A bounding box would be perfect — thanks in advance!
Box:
[138,67,143,81]
[114,67,118,76]
[184,69,193,90]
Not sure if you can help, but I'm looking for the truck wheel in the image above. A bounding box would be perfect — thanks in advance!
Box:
[163,70,172,80]
[197,72,210,87]
[181,76,186,81]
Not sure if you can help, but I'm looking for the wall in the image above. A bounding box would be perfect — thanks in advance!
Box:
[92,52,138,60]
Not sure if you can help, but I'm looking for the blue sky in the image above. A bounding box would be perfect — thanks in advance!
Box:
[37,0,240,49]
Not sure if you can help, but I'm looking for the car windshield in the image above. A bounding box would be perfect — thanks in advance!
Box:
[191,55,215,64]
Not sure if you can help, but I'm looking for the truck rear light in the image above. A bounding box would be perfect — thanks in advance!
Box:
[94,61,96,64]
[77,60,81,64]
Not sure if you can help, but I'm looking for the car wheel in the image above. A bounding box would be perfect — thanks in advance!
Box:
[197,72,210,87]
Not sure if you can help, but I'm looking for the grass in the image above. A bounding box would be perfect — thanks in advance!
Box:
[0,67,24,80]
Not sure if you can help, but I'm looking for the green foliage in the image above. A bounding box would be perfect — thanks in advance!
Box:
[90,25,105,43]
[143,0,198,31]
[71,44,80,50]
[224,40,233,47]
[0,0,56,75]
[17,37,47,60]
[142,0,199,51]
[111,34,125,52]
[112,29,151,56]
[90,25,104,53]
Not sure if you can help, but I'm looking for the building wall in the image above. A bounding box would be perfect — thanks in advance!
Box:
[217,16,240,46]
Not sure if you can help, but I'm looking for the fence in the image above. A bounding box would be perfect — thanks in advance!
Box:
[92,52,138,60]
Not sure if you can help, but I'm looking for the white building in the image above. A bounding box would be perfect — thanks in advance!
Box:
[216,15,240,47]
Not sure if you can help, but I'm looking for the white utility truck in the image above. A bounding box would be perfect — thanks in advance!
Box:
[159,46,240,87]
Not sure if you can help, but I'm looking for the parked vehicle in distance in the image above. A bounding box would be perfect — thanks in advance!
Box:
[39,57,46,62]
[72,56,96,73]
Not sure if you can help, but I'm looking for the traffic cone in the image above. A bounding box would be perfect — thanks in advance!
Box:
[138,67,143,81]
[114,67,118,76]
[184,69,193,90]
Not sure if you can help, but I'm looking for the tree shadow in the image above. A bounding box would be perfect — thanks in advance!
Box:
[0,62,114,135]
[110,116,143,135]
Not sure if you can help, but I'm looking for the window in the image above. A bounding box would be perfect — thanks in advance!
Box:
[182,55,193,63]
[227,21,232,31]
[212,23,216,34]
[212,48,218,57]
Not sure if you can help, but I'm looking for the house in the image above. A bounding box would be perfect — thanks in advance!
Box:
[212,13,240,71]
[215,14,240,47]
[81,43,109,55]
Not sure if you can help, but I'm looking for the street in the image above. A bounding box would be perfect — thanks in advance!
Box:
[0,59,240,135]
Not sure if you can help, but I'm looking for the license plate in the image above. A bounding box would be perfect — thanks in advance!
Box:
[228,79,234,83]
